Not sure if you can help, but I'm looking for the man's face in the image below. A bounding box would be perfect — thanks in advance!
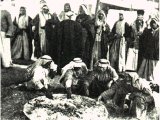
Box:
[20,8,26,15]
[74,67,82,77]
[119,14,124,21]
[137,14,143,21]
[74,67,81,71]
[43,8,49,14]
[64,5,70,12]
[97,66,107,72]
[98,13,104,20]
[150,20,158,29]
[79,6,85,14]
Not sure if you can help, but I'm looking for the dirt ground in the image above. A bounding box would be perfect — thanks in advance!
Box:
[1,60,159,120]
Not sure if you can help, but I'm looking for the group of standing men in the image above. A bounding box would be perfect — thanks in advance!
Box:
[1,2,159,81]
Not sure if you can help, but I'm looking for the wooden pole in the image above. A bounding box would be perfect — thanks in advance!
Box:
[94,0,100,25]
[95,0,100,16]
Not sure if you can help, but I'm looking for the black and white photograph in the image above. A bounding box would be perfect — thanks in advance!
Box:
[0,0,159,119]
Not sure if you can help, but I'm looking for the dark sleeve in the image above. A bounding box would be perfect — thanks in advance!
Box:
[84,18,95,43]
[45,19,53,40]
[13,17,18,27]
[139,28,149,54]
[74,22,83,58]
[6,11,13,36]
[75,15,80,23]
[101,23,111,56]
[111,22,117,34]
[81,15,92,28]
[81,65,88,75]
[12,17,19,34]
[31,14,39,26]
[124,22,131,38]
[27,16,33,40]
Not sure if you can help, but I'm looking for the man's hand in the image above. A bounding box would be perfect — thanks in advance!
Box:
[5,33,12,38]
[107,80,113,88]
[32,26,36,31]
[97,95,102,102]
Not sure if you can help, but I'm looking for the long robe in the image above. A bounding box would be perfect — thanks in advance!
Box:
[31,13,52,58]
[126,20,145,71]
[109,21,131,72]
[11,15,33,60]
[138,28,159,80]
[90,23,110,70]
[45,14,60,63]
[0,10,13,67]
[76,14,95,68]
[56,20,83,68]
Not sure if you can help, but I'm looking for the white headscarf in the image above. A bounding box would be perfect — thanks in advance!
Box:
[15,7,29,29]
[39,5,51,27]
[79,4,89,15]
[151,12,159,25]
[27,55,57,77]
[95,10,107,31]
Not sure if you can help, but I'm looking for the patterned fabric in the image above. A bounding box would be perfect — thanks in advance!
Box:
[138,59,158,80]
[11,31,30,60]
[12,15,33,59]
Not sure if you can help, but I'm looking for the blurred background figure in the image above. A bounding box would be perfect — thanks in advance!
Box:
[59,3,76,21]
[76,4,95,68]
[0,2,13,68]
[32,4,52,58]
[11,6,33,60]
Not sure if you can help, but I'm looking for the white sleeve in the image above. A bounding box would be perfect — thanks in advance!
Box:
[140,79,152,95]
[111,67,118,81]
[32,67,45,81]
[61,61,74,74]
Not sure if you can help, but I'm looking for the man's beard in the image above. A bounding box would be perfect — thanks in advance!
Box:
[74,69,83,77]
[96,67,106,73]
[48,70,57,79]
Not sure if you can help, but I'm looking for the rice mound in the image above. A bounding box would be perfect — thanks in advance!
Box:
[23,94,108,120]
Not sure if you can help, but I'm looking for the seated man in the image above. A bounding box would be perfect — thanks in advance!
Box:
[126,73,155,120]
[60,58,88,99]
[89,59,118,98]
[18,55,57,98]
[97,72,133,112]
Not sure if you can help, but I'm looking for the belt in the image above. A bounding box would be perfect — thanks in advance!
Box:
[41,26,45,29]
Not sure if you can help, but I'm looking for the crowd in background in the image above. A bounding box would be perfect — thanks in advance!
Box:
[1,1,159,81]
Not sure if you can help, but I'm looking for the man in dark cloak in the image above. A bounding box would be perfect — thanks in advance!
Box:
[45,13,59,63]
[109,11,131,72]
[56,20,83,69]
[76,4,95,68]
